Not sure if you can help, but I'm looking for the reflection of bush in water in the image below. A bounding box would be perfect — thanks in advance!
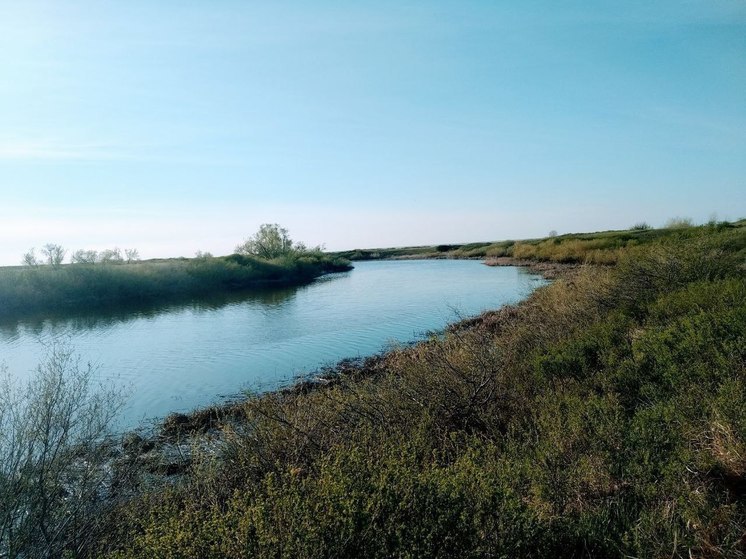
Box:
[0,282,310,336]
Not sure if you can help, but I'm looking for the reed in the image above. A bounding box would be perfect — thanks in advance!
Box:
[0,252,352,318]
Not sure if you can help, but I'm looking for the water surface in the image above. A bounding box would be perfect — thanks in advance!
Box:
[0,260,544,425]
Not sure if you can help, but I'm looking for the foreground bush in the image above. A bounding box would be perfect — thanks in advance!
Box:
[0,344,123,558]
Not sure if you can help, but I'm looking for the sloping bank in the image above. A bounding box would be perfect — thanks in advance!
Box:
[99,226,745,558]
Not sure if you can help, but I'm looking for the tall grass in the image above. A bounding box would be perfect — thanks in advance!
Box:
[0,252,351,318]
[97,226,746,558]
[334,220,745,265]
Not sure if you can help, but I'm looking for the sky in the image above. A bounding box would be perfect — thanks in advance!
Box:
[0,0,744,265]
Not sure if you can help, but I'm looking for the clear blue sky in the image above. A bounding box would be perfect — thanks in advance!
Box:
[1,0,744,264]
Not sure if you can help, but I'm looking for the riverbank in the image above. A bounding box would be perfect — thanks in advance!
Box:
[332,219,745,266]
[484,256,579,279]
[97,224,745,558]
[0,251,352,318]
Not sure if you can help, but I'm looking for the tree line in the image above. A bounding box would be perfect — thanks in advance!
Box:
[21,223,318,268]
[22,244,140,267]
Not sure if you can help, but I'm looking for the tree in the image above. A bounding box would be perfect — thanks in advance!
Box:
[71,249,99,264]
[235,223,295,259]
[99,248,123,264]
[41,244,66,267]
[124,249,140,263]
[21,248,40,267]
[0,343,124,558]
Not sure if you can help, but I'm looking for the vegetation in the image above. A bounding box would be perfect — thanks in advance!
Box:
[235,223,297,259]
[630,221,652,231]
[2,223,743,557]
[334,218,745,265]
[0,227,351,318]
[665,216,695,229]
[90,224,745,558]
[0,344,124,558]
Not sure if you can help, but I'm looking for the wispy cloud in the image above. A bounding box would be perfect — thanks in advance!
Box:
[0,139,132,162]
[0,138,253,166]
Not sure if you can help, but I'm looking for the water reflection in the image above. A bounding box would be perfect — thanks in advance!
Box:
[0,281,320,337]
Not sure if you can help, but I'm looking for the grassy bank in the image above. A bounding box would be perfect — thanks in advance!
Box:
[92,225,745,557]
[334,219,745,265]
[0,252,352,318]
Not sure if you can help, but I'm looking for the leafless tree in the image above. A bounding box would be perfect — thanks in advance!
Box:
[41,244,66,267]
[0,343,124,558]
[124,248,140,263]
[70,249,99,264]
[21,248,40,267]
[99,248,123,264]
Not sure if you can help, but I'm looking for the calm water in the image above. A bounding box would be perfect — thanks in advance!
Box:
[0,260,544,426]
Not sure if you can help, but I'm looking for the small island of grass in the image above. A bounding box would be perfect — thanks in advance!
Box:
[0,224,352,318]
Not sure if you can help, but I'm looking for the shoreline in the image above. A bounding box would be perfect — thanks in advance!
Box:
[133,257,575,439]
[482,256,580,279]
[121,261,567,477]
[348,252,579,280]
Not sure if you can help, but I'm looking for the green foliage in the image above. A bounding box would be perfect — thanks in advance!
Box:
[334,221,746,267]
[631,222,652,231]
[235,223,296,259]
[98,225,746,558]
[0,252,351,318]
[2,226,349,317]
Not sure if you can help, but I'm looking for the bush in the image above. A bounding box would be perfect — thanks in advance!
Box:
[665,216,694,229]
[630,222,652,231]
[0,343,124,558]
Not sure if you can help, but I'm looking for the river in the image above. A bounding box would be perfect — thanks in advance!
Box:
[0,260,545,426]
